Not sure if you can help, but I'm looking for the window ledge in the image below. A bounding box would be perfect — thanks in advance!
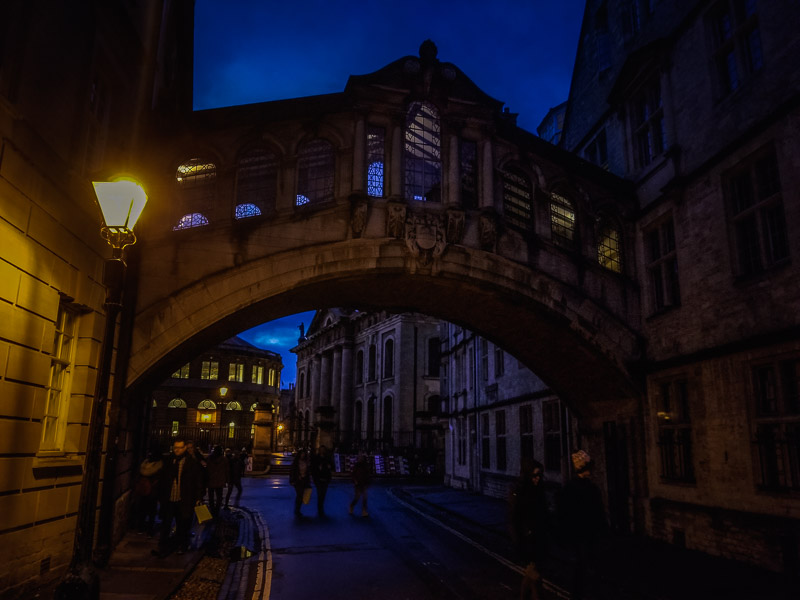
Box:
[33,454,84,469]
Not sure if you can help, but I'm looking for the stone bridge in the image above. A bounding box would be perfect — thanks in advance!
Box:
[127,42,643,417]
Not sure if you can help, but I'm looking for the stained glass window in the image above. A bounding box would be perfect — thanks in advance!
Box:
[234,203,262,219]
[236,148,277,214]
[296,138,335,205]
[173,212,209,230]
[197,399,216,410]
[404,102,441,202]
[168,398,187,408]
[598,225,622,273]
[367,126,385,197]
[176,158,216,185]
[502,169,532,231]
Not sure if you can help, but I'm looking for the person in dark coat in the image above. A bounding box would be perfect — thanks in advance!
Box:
[206,445,228,517]
[510,459,549,600]
[348,454,371,517]
[155,437,203,556]
[289,449,311,517]
[311,445,334,517]
[558,450,608,600]
[225,447,244,508]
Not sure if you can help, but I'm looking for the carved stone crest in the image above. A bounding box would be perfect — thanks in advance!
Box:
[405,213,447,266]
[386,202,407,239]
[446,209,465,244]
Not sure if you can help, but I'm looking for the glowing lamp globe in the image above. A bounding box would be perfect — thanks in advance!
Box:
[92,178,148,230]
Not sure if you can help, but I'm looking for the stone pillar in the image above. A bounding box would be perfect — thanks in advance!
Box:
[391,124,403,197]
[353,117,366,193]
[310,355,321,415]
[320,351,332,406]
[331,347,342,434]
[315,405,336,452]
[480,140,494,209]
[339,344,353,439]
[252,401,275,472]
[447,134,459,206]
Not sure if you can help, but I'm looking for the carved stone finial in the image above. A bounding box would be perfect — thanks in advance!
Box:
[419,39,438,62]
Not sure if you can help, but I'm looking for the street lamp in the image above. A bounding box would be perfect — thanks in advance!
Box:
[56,178,147,600]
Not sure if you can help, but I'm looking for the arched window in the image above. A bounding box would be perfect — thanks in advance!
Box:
[502,169,532,230]
[250,402,258,412]
[236,148,277,217]
[404,101,441,202]
[176,158,216,186]
[152,399,158,408]
[550,192,576,249]
[234,203,261,219]
[383,396,393,442]
[383,339,394,378]
[167,398,187,408]
[173,212,209,230]
[197,399,217,410]
[368,345,376,381]
[225,401,243,411]
[598,223,622,273]
[356,350,364,384]
[296,138,334,206]
[367,125,385,197]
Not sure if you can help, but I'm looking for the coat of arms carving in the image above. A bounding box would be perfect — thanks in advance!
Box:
[405,213,447,266]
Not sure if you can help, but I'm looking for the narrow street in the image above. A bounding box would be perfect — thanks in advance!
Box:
[241,477,524,600]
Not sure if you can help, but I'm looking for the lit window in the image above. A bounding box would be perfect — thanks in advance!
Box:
[39,303,77,453]
[502,169,532,231]
[198,399,217,410]
[228,362,244,382]
[176,158,216,185]
[252,365,264,384]
[167,398,187,408]
[404,101,441,202]
[598,224,622,273]
[268,368,277,387]
[296,138,335,205]
[201,360,219,380]
[550,192,576,249]
[229,422,236,438]
[235,203,262,219]
[225,401,243,411]
[250,403,258,412]
[171,363,190,378]
[171,421,180,436]
[367,126,385,197]
[173,213,209,230]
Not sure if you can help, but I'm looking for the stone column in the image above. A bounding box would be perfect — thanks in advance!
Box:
[310,355,321,416]
[353,117,366,193]
[391,124,403,197]
[339,344,354,437]
[480,140,494,209]
[320,351,332,406]
[447,134,459,206]
[331,347,342,435]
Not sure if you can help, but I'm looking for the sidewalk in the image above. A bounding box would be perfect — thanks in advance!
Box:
[393,483,792,600]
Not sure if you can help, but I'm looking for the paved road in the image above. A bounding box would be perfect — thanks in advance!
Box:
[241,477,524,600]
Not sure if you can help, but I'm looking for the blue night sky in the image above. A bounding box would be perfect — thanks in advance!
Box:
[194,1,585,383]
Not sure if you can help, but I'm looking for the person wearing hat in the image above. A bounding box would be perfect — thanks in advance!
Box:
[558,449,607,600]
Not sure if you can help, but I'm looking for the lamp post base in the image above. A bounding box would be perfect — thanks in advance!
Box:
[54,564,99,600]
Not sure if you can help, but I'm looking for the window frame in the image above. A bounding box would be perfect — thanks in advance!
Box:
[550,191,577,250]
[656,378,695,483]
[644,216,680,313]
[502,167,533,232]
[708,0,763,99]
[296,138,335,206]
[404,101,442,202]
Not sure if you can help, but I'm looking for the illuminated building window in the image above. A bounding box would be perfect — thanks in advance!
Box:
[268,368,277,387]
[367,126,385,197]
[656,379,694,483]
[252,365,264,384]
[225,401,243,411]
[296,138,335,205]
[250,403,258,412]
[39,303,77,453]
[176,158,216,185]
[173,213,209,230]
[198,399,217,410]
[229,362,244,382]
[171,421,180,436]
[598,224,622,273]
[460,139,478,209]
[152,399,157,408]
[235,203,262,219]
[171,363,190,378]
[725,146,788,277]
[201,360,219,380]
[404,101,441,202]
[236,148,277,215]
[229,422,236,438]
[550,192,576,249]
[167,398,187,408]
[502,168,532,231]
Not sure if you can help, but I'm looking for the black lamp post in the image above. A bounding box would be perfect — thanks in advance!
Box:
[55,178,148,600]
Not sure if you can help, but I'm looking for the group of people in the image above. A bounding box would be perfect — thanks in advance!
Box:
[132,437,251,557]
[509,449,607,600]
[290,448,371,518]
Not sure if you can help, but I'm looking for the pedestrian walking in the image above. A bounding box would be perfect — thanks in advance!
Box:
[133,447,163,535]
[558,450,607,600]
[348,454,371,517]
[225,447,244,508]
[311,445,334,516]
[186,439,208,500]
[290,449,312,517]
[206,445,228,517]
[510,459,549,600]
[154,437,203,557]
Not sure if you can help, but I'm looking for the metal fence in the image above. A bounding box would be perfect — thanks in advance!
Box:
[149,426,253,452]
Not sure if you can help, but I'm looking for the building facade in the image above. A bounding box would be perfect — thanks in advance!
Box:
[292,309,442,461]
[441,322,576,497]
[561,0,800,573]
[149,336,282,451]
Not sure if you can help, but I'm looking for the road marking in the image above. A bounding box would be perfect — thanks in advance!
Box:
[388,489,570,599]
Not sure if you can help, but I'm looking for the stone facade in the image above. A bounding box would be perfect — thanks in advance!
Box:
[148,336,282,452]
[562,0,800,573]
[292,309,442,457]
